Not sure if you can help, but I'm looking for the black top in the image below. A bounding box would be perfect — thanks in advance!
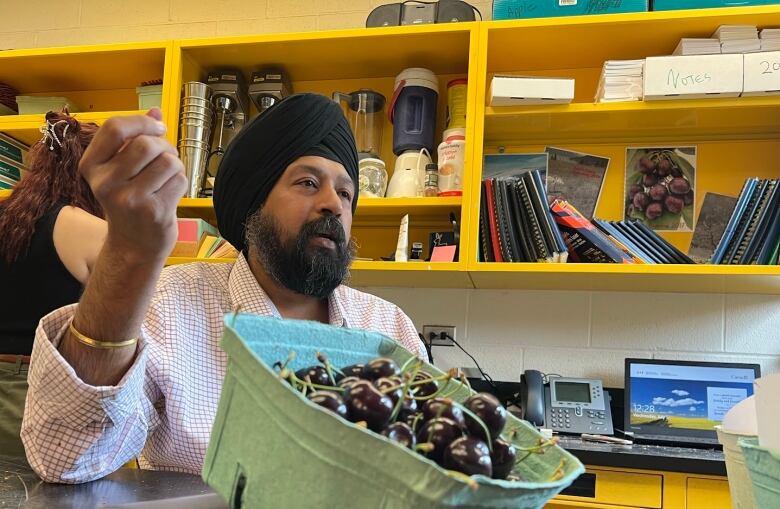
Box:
[0,204,83,355]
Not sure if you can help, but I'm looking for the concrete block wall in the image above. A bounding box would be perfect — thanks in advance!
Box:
[364,287,780,387]
[0,0,493,49]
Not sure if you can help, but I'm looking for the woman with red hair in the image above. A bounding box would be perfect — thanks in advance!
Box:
[0,111,107,456]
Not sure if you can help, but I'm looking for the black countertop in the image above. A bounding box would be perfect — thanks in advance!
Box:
[557,435,726,476]
[0,456,227,509]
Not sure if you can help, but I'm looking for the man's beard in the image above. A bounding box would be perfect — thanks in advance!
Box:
[245,209,356,299]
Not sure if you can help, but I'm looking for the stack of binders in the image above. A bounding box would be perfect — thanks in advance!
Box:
[711,178,780,265]
[479,169,568,263]
[592,219,695,264]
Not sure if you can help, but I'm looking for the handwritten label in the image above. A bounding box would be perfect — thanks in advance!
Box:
[585,0,623,13]
[760,60,780,74]
[743,52,780,94]
[667,69,712,89]
[644,55,743,98]
[507,3,538,15]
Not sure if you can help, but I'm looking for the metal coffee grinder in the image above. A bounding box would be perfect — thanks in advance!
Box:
[248,67,292,116]
[202,69,248,196]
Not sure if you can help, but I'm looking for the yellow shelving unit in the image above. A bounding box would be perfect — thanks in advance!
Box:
[168,24,481,285]
[0,41,176,145]
[468,6,780,294]
[5,7,780,293]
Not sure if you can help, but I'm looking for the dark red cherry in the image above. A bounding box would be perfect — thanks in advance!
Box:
[338,376,362,390]
[340,364,365,379]
[295,366,332,387]
[413,371,439,398]
[362,358,401,381]
[382,422,416,450]
[416,417,463,464]
[374,377,402,405]
[422,398,466,429]
[463,393,507,442]
[400,409,423,432]
[307,391,347,419]
[443,437,492,477]
[490,438,517,480]
[343,380,393,432]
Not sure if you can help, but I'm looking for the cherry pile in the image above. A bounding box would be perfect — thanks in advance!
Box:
[274,352,559,482]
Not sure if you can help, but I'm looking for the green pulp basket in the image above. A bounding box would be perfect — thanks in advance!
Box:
[202,314,584,508]
[740,437,780,508]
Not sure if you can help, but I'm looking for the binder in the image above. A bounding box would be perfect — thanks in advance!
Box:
[531,169,568,263]
[508,178,535,262]
[593,219,654,264]
[496,178,518,262]
[725,179,769,265]
[485,179,504,262]
[712,178,759,264]
[612,221,666,263]
[743,179,780,264]
[479,182,494,262]
[633,222,695,264]
[516,177,550,262]
[523,171,561,262]
[756,200,780,265]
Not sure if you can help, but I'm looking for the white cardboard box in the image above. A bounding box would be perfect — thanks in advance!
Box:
[743,51,780,96]
[489,75,575,106]
[643,54,743,100]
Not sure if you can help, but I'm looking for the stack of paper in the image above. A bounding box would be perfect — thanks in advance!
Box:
[595,60,644,103]
[714,24,761,53]
[760,28,780,51]
[673,38,721,56]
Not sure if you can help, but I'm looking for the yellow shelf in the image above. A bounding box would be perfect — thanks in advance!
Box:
[350,260,471,288]
[0,110,148,145]
[177,196,463,225]
[177,23,476,83]
[483,96,780,144]
[484,6,780,73]
[468,262,780,294]
[0,41,169,115]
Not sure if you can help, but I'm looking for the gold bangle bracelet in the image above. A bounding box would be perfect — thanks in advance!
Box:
[69,319,139,349]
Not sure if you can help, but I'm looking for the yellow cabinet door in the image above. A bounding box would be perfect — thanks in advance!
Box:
[687,478,732,509]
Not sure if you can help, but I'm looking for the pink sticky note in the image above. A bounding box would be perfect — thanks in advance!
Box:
[431,245,457,262]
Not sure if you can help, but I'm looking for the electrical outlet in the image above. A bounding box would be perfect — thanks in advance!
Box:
[422,326,456,347]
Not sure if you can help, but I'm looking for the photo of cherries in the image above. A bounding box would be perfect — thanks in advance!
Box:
[274,352,560,483]
[625,147,695,231]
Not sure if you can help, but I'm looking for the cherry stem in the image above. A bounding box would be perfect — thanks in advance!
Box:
[379,372,451,396]
[283,369,345,393]
[415,442,434,453]
[453,402,493,453]
[400,356,420,375]
[547,458,566,482]
[315,351,340,385]
[389,363,421,423]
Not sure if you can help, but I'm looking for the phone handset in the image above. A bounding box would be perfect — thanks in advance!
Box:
[520,369,545,426]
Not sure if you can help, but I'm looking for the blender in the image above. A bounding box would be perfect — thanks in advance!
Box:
[333,89,387,197]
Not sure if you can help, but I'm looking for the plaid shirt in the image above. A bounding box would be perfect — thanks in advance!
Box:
[22,254,426,483]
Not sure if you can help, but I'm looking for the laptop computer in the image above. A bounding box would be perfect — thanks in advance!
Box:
[624,358,760,448]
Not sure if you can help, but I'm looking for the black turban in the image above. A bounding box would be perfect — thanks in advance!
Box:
[213,93,359,252]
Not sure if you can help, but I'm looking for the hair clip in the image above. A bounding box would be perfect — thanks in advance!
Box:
[39,120,70,151]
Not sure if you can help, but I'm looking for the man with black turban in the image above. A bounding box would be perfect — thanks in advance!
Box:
[22,96,426,483]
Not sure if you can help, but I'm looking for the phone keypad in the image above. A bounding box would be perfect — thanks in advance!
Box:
[550,408,572,429]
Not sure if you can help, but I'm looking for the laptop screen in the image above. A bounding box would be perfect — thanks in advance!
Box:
[624,359,760,443]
